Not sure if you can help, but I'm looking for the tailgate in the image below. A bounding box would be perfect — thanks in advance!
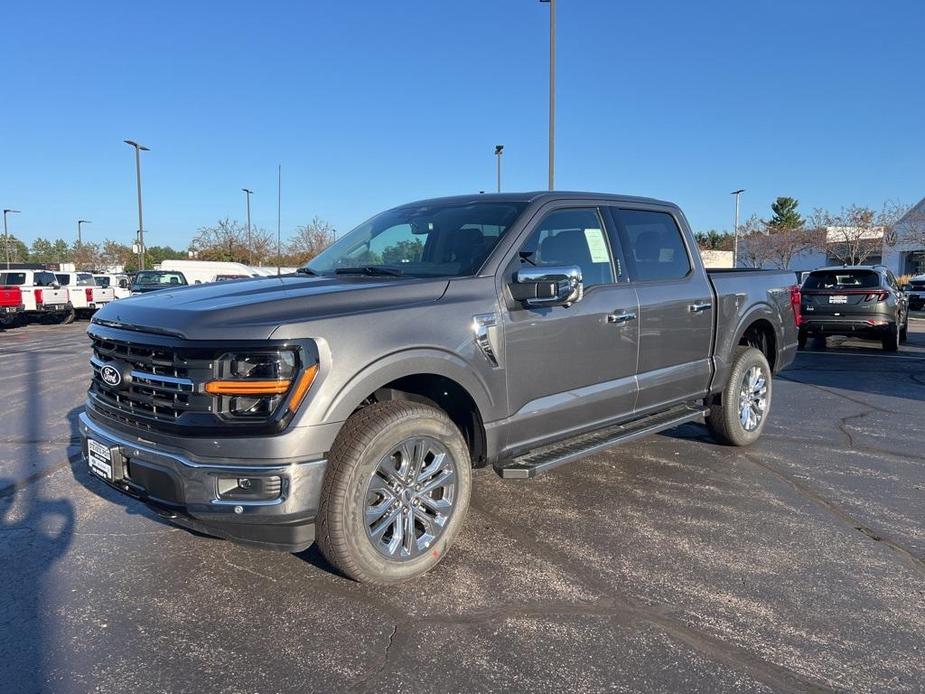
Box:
[46,288,70,305]
[92,287,115,303]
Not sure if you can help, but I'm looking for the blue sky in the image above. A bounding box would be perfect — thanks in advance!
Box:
[2,0,923,249]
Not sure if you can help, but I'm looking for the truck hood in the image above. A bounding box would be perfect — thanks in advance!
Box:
[92,275,450,340]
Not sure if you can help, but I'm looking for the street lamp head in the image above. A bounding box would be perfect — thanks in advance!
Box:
[731,189,745,195]
[78,219,91,224]
[242,188,253,195]
[124,139,150,151]
[3,209,21,215]
[495,145,504,155]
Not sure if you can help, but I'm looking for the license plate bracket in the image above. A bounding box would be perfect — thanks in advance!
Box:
[87,438,118,481]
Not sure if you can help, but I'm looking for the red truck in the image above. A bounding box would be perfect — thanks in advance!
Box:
[0,283,24,328]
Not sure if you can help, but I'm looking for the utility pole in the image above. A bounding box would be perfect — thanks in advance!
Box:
[540,0,556,190]
[242,188,253,266]
[495,145,504,192]
[731,189,745,267]
[4,209,21,269]
[124,140,149,270]
[77,219,91,248]
[277,165,282,276]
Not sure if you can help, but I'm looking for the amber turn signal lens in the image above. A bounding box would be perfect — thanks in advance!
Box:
[288,364,319,413]
[204,379,292,396]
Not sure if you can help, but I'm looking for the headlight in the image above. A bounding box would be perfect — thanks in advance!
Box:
[205,350,316,419]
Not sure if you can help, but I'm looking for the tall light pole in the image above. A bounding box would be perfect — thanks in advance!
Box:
[495,145,504,192]
[4,209,21,270]
[731,189,745,267]
[77,219,91,248]
[124,140,150,270]
[242,188,253,265]
[276,165,282,276]
[540,0,556,190]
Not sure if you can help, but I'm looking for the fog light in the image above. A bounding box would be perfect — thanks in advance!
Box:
[217,475,282,501]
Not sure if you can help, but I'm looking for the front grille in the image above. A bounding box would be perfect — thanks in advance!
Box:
[88,334,216,429]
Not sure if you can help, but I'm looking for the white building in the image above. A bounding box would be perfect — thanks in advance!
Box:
[740,196,925,276]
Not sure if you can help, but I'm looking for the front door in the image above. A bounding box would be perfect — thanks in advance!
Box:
[501,206,640,453]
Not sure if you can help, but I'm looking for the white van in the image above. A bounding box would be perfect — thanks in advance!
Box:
[157,260,257,285]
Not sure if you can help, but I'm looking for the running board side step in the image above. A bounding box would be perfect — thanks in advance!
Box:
[496,404,708,480]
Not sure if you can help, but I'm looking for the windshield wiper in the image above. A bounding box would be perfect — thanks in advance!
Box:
[296,267,318,276]
[335,266,403,277]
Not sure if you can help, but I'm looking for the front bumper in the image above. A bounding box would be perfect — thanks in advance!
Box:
[79,412,327,552]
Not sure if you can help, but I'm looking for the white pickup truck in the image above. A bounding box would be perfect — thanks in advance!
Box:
[55,271,115,317]
[0,269,73,323]
[93,273,132,300]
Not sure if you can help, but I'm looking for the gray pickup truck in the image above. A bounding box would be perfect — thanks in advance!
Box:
[80,192,799,583]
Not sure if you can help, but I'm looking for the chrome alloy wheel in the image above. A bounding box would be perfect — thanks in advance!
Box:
[364,436,458,560]
[738,365,768,432]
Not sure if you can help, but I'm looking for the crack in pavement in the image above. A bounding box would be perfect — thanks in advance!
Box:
[740,452,925,578]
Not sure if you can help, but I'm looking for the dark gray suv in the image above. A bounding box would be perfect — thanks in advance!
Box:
[799,266,909,351]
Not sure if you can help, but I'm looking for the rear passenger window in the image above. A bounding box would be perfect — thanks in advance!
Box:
[615,210,691,282]
[518,208,615,288]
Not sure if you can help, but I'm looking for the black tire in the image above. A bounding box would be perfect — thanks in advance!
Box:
[882,323,899,352]
[797,330,807,349]
[54,307,76,325]
[316,400,472,584]
[706,346,772,447]
[899,320,908,344]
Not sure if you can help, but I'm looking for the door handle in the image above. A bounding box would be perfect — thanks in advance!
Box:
[689,302,712,313]
[607,311,637,324]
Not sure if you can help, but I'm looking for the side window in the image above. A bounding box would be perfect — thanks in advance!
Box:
[886,271,898,290]
[616,209,692,282]
[518,208,615,288]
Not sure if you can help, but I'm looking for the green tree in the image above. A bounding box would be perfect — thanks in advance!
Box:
[694,230,734,251]
[769,197,803,231]
[145,245,186,266]
[1,234,29,263]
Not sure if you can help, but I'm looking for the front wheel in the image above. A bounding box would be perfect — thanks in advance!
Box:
[316,401,472,584]
[706,346,772,446]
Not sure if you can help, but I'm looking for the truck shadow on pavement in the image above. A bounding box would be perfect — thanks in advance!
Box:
[0,351,76,694]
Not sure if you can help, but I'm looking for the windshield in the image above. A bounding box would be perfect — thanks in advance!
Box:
[803,270,880,290]
[133,271,188,287]
[306,201,527,278]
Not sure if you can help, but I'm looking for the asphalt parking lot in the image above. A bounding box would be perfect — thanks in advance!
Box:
[1,320,923,693]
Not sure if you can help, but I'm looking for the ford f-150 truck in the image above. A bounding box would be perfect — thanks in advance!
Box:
[0,269,73,323]
[55,271,116,317]
[0,282,24,327]
[80,192,799,583]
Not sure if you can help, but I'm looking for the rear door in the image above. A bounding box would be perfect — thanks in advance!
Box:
[501,204,639,451]
[608,207,713,413]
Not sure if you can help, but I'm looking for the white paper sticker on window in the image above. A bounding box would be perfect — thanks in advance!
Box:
[583,228,610,263]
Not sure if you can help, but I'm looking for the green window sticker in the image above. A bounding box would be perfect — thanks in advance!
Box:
[583,228,610,263]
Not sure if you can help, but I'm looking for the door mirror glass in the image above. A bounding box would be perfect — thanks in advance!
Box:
[510,266,583,307]
[902,283,913,291]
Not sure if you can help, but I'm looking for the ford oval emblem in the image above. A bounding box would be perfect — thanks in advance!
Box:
[100,364,122,387]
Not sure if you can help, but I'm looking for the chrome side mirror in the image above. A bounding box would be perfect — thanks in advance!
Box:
[510,265,583,307]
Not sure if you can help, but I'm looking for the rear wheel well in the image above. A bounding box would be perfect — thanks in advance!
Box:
[356,374,487,468]
[738,319,777,371]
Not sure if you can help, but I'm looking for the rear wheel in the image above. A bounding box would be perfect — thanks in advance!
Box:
[706,346,772,447]
[899,319,908,343]
[882,323,899,352]
[797,330,808,349]
[316,401,472,584]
